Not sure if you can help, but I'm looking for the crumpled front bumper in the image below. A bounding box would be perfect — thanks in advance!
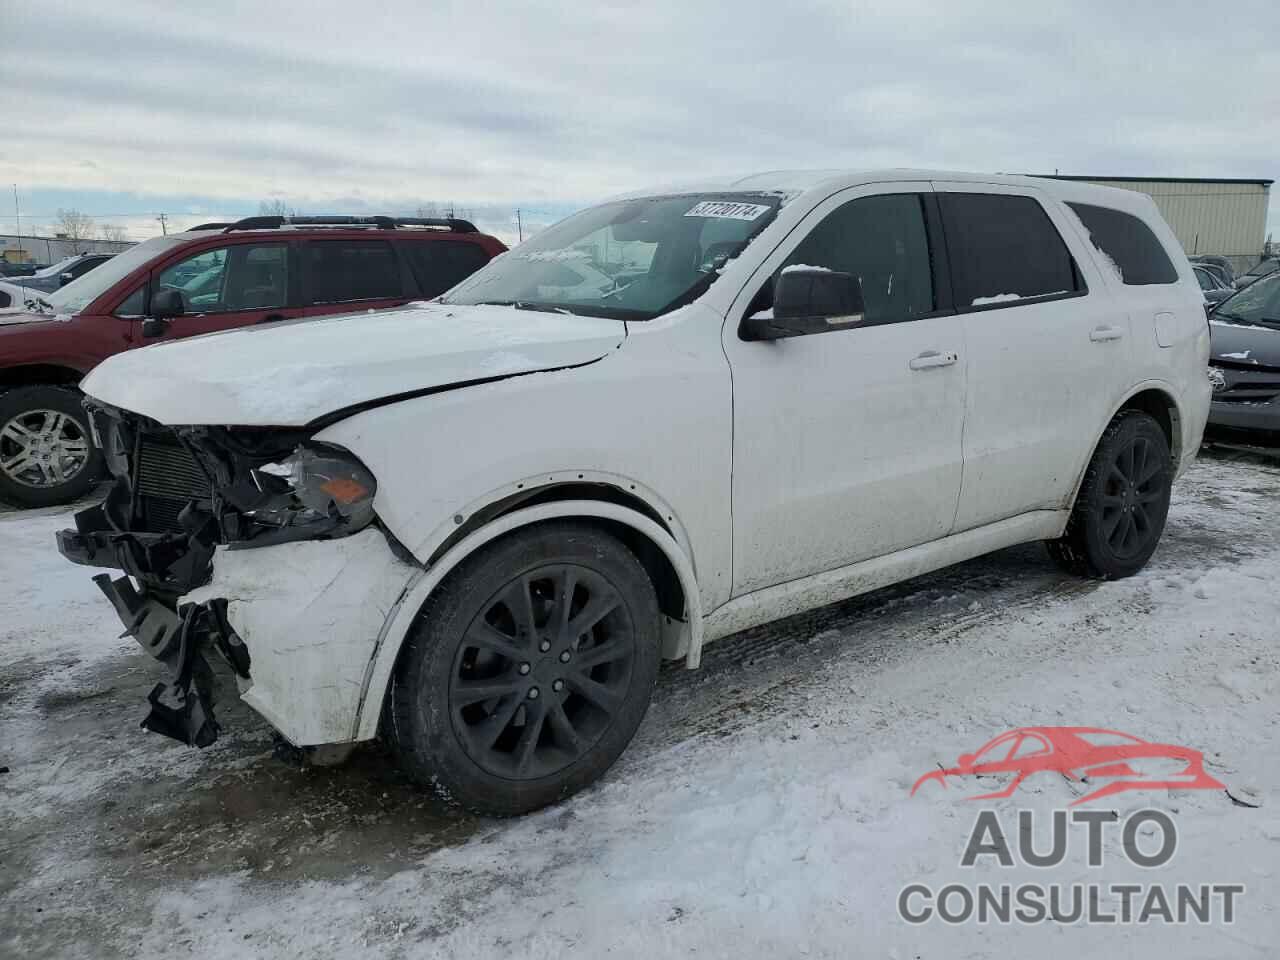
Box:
[91,573,249,747]
[63,522,420,749]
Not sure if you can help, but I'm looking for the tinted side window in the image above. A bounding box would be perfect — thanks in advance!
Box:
[1066,202,1177,285]
[114,284,147,317]
[939,193,1079,308]
[779,193,934,324]
[308,240,401,304]
[402,240,492,298]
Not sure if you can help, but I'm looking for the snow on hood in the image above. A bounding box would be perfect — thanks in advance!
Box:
[80,302,627,426]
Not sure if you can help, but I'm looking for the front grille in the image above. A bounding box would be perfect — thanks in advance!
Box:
[133,435,211,533]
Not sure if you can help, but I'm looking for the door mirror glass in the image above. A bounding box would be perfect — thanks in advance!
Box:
[742,267,866,341]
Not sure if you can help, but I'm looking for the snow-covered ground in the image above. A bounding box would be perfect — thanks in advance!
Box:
[2,451,1278,958]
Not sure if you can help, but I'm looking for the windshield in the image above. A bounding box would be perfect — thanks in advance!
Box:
[441,193,781,320]
[1215,273,1280,327]
[43,235,188,314]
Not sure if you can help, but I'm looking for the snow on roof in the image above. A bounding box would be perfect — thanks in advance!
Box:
[609,169,1154,208]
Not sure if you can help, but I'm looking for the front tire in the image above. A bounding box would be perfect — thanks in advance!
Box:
[1046,410,1172,579]
[387,521,662,816]
[0,386,102,509]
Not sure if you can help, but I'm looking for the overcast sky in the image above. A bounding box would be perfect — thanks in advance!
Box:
[3,0,1277,244]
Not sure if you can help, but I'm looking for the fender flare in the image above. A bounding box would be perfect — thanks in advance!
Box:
[1064,378,1182,511]
[351,499,704,741]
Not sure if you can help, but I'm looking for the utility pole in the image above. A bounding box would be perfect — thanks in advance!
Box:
[12,184,20,254]
[157,213,168,235]
[516,208,523,243]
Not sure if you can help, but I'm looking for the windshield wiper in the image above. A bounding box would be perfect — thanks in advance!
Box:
[474,299,569,314]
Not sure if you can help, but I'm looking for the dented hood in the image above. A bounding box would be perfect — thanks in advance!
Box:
[80,302,627,426]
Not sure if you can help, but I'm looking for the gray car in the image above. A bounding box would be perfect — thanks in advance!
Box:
[1,253,113,297]
[1194,264,1235,307]
[1207,273,1280,443]
[1233,257,1279,289]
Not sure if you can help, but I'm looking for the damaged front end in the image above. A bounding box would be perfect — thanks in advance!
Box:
[57,401,383,747]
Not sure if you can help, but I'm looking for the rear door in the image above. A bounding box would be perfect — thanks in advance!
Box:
[300,238,407,318]
[934,183,1129,530]
[399,237,494,299]
[130,239,304,344]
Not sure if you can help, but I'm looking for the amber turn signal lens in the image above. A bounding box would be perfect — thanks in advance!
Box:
[319,476,370,505]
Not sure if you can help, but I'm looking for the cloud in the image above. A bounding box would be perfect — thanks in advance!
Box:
[3,0,1276,237]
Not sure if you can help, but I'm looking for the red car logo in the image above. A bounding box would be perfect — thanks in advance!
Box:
[910,726,1224,806]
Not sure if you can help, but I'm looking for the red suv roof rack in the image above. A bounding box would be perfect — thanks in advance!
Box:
[221,215,478,234]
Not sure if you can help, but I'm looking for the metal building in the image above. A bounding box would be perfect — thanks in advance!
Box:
[1045,176,1272,274]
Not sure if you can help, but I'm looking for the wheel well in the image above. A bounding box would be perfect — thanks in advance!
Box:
[1118,388,1180,462]
[0,365,85,389]
[430,482,688,623]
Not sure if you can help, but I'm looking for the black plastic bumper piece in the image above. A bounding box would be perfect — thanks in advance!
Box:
[56,499,217,592]
[92,574,251,749]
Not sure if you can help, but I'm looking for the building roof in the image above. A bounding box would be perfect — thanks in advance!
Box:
[1039,175,1273,187]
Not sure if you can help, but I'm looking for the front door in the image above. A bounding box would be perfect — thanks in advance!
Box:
[133,240,304,343]
[722,185,967,598]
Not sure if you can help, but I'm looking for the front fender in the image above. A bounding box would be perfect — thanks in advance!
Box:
[351,499,704,742]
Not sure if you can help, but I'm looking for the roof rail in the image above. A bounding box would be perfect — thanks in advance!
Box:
[187,222,235,231]
[221,215,478,234]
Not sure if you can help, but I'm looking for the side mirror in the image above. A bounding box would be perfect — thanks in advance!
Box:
[740,267,865,341]
[58,272,74,287]
[142,289,185,337]
[151,288,185,319]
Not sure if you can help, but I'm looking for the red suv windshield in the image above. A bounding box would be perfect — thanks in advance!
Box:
[42,234,190,315]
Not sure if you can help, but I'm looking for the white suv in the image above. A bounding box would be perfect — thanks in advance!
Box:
[59,170,1210,815]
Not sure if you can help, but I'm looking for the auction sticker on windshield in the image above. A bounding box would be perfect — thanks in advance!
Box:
[683,201,771,220]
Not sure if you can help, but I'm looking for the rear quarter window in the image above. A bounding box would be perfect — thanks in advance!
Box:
[1065,202,1178,285]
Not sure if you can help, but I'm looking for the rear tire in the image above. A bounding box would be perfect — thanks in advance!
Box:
[386,521,662,816]
[1046,410,1172,579]
[0,385,102,509]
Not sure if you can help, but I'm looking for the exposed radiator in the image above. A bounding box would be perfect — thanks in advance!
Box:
[134,435,211,533]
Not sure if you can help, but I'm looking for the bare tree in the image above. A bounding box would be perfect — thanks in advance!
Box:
[99,224,128,243]
[55,209,96,252]
[258,199,298,218]
[416,203,441,218]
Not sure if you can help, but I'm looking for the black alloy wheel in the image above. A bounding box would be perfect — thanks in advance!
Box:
[450,563,636,780]
[387,521,662,816]
[1046,410,1173,579]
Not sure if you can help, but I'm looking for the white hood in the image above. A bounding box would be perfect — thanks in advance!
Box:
[80,302,627,426]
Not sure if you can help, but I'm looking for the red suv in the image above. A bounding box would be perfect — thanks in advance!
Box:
[0,216,506,507]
